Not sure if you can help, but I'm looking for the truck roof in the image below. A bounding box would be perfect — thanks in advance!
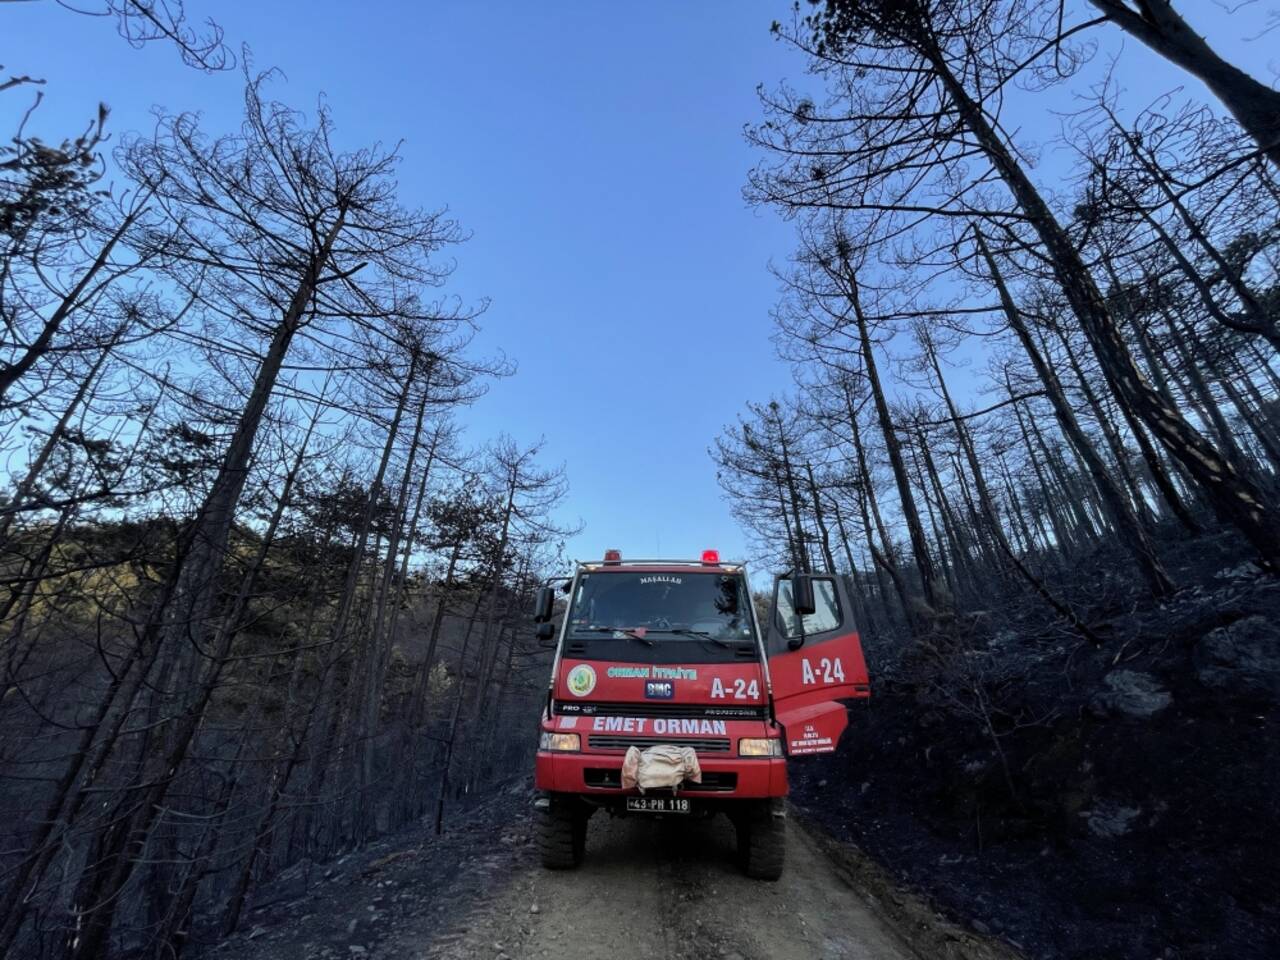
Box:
[577,558,741,575]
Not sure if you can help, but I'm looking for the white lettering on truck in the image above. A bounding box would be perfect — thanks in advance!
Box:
[789,721,834,754]
[591,718,730,736]
[652,718,727,735]
[710,677,760,700]
[591,716,650,733]
[800,657,845,685]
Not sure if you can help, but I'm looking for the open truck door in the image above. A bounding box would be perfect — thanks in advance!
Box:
[764,573,869,756]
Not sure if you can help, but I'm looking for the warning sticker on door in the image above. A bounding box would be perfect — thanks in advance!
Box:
[788,722,835,755]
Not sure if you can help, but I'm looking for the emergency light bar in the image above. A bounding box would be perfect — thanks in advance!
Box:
[580,552,739,570]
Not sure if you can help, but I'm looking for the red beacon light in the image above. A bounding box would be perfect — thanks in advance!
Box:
[603,548,622,565]
[701,549,720,566]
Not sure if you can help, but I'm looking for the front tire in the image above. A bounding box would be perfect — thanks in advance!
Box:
[539,798,587,869]
[736,802,785,881]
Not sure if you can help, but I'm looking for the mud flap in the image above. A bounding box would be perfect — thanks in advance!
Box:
[765,574,869,756]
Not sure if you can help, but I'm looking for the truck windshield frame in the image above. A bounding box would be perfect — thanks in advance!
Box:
[565,570,755,662]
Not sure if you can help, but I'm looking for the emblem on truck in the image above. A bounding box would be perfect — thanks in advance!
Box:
[566,663,596,697]
[645,680,675,699]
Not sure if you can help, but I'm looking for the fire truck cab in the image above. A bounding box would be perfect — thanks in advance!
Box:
[532,550,869,880]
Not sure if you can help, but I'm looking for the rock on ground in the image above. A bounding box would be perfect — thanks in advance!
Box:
[1088,669,1172,718]
[1195,615,1280,701]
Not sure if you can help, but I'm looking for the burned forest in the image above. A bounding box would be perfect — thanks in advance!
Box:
[4,2,1280,959]
[715,2,1280,957]
[1,4,576,957]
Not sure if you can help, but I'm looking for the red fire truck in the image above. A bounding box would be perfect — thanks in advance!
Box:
[531,549,869,880]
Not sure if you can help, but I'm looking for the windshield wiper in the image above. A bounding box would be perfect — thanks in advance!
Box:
[660,628,735,649]
[574,626,655,646]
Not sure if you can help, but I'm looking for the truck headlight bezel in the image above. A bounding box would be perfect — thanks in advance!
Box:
[738,737,783,757]
[539,731,581,752]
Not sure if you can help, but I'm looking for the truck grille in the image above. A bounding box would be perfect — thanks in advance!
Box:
[587,735,732,753]
[583,768,738,792]
[676,772,738,792]
[556,701,765,720]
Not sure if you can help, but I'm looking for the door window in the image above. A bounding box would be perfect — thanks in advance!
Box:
[776,578,841,638]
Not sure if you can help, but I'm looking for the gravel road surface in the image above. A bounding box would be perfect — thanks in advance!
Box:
[421,810,916,960]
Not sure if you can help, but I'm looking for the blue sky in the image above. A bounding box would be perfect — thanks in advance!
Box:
[6,1,1278,570]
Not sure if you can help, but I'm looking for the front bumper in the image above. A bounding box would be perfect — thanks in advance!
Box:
[534,750,788,798]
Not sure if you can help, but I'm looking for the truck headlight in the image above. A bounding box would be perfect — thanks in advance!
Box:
[738,737,782,757]
[539,732,581,752]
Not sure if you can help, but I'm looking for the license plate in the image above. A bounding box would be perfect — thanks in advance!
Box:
[626,796,690,814]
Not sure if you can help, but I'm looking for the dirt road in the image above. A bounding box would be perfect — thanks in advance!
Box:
[207,786,1019,960]
[419,812,916,960]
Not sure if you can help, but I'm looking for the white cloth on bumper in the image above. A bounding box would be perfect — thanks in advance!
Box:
[621,744,702,793]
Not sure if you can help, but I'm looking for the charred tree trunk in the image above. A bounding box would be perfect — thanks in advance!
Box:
[844,383,915,630]
[804,462,838,574]
[1009,390,1075,554]
[843,271,940,607]
[773,404,814,574]
[831,498,880,638]
[1089,0,1280,171]
[934,42,1280,566]
[976,231,1175,596]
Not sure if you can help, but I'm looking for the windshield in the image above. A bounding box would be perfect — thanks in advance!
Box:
[569,571,753,642]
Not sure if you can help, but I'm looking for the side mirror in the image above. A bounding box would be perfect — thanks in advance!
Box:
[791,574,816,617]
[533,586,554,623]
[535,622,556,645]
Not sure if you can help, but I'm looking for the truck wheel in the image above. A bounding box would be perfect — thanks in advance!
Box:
[736,805,785,881]
[539,799,587,870]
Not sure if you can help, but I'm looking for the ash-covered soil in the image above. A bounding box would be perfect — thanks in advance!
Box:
[193,782,536,960]
[795,547,1280,960]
